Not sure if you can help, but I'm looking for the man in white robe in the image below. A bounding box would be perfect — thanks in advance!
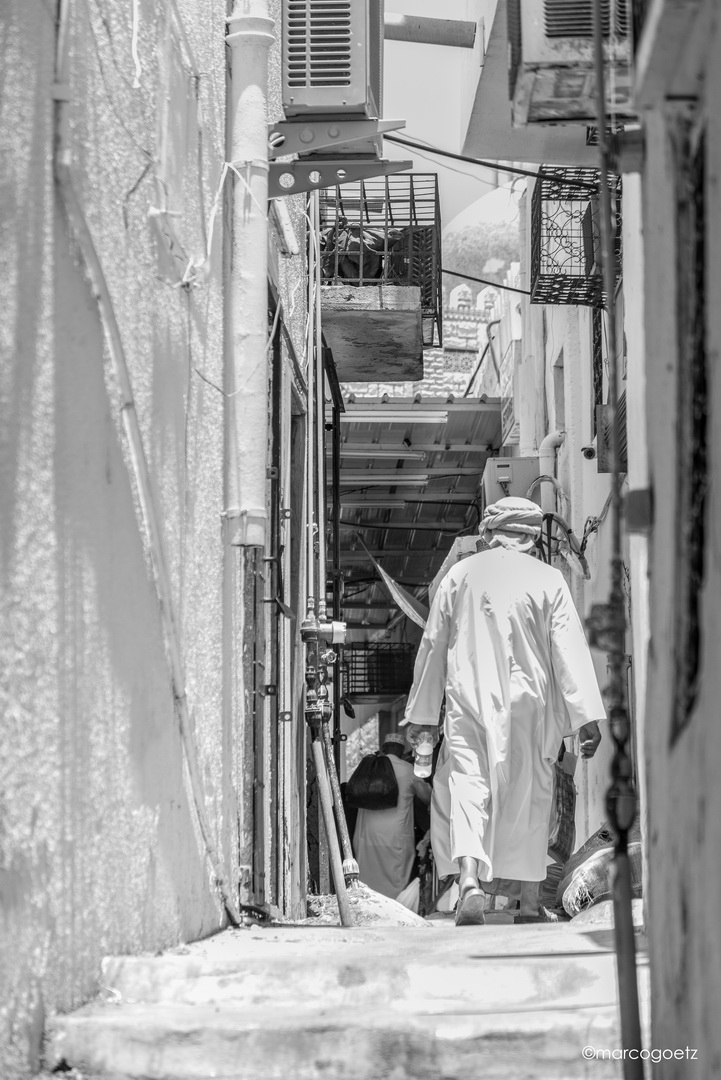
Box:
[353,733,431,901]
[402,497,605,926]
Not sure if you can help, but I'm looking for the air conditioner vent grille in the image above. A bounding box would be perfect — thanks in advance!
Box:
[543,0,629,38]
[286,0,353,87]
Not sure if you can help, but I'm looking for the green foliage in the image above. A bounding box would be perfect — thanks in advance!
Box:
[442,221,520,303]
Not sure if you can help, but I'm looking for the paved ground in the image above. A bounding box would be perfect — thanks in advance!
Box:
[42,907,650,1080]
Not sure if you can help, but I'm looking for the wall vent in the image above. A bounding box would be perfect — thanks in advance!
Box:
[543,0,629,39]
[286,0,352,88]
[282,0,382,119]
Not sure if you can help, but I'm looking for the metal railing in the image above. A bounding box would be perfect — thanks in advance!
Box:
[318,173,442,347]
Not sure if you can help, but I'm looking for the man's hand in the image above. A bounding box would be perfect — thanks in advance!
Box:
[579,721,602,758]
[402,723,440,749]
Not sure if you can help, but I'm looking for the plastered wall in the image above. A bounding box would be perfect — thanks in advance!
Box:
[1,1,247,1073]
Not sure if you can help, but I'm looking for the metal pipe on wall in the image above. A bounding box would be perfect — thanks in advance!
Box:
[313,192,327,620]
[383,14,477,49]
[225,2,275,548]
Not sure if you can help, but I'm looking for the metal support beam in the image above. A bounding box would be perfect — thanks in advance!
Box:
[269,118,406,160]
[384,13,477,49]
[269,157,413,199]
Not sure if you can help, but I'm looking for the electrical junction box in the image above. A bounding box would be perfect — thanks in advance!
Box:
[482,457,540,509]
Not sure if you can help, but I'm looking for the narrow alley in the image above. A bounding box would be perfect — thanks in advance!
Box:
[2,1,719,1079]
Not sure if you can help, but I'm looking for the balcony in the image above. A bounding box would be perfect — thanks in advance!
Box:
[530,167,622,306]
[318,173,442,381]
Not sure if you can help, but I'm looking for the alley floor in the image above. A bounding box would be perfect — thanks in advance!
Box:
[43,906,650,1080]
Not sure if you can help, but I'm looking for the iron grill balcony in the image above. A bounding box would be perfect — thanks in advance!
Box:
[530,167,622,306]
[318,173,442,350]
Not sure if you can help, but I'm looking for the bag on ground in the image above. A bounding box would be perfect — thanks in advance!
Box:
[560,841,643,917]
[346,752,399,810]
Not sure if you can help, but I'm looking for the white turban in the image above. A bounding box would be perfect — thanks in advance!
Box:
[478,496,543,552]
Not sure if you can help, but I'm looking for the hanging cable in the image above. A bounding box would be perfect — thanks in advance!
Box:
[444,268,531,296]
[385,133,599,191]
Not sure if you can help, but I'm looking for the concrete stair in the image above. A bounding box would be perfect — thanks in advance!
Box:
[43,922,650,1080]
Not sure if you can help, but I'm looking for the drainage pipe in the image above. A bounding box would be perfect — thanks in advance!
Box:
[538,430,565,514]
[313,192,327,620]
[383,14,477,49]
[55,1,241,926]
[225,2,275,548]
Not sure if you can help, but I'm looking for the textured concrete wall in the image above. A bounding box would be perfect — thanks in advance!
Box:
[512,192,625,849]
[640,56,721,1072]
[0,0,262,1073]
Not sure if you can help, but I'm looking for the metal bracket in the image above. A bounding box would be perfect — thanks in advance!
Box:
[268,118,406,160]
[264,595,296,620]
[279,711,293,723]
[269,157,413,199]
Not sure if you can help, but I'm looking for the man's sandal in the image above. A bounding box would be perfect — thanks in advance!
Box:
[455,887,486,926]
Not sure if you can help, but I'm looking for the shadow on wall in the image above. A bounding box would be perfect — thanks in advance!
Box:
[0,205,222,1077]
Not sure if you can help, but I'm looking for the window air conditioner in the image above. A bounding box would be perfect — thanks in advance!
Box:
[508,0,635,126]
[282,0,383,120]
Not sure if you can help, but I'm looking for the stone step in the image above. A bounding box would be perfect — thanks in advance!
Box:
[100,948,625,1014]
[45,1000,624,1080]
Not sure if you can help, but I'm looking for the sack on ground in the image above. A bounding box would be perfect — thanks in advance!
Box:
[557,817,642,907]
[561,841,643,917]
[346,752,399,810]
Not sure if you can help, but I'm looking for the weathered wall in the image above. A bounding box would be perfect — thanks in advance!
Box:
[640,39,721,1072]
[0,0,241,1073]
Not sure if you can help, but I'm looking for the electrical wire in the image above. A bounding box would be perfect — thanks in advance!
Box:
[385,134,599,192]
[443,268,530,296]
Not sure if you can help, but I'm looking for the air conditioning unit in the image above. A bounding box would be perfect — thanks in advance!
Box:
[482,457,540,508]
[508,0,635,126]
[283,0,383,119]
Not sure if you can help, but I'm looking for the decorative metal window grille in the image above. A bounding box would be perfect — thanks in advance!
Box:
[318,173,443,347]
[343,643,415,697]
[530,168,622,306]
[672,133,707,744]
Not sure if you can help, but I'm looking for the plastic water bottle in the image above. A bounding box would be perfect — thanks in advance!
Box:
[413,733,434,778]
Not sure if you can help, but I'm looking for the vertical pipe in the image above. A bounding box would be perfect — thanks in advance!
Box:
[225,3,274,548]
[306,204,316,609]
[310,736,354,925]
[321,718,359,885]
[332,403,342,773]
[592,4,643,1075]
[313,192,327,619]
